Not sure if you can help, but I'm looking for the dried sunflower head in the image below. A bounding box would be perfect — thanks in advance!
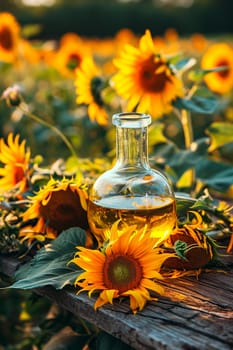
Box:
[163,225,215,270]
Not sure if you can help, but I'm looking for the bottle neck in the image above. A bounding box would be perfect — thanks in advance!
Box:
[115,126,149,169]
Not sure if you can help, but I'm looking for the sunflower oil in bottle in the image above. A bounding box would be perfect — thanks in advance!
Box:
[87,112,177,245]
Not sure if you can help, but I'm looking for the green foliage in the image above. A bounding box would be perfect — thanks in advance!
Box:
[195,159,233,192]
[174,95,217,114]
[10,228,86,290]
[151,136,233,193]
[173,240,189,260]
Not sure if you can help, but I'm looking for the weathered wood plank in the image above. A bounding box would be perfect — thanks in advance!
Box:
[34,273,233,350]
[1,253,233,350]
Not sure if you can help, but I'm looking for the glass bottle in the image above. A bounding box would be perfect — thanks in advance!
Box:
[87,112,177,245]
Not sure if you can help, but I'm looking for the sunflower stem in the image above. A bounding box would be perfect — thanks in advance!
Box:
[180,109,193,149]
[19,102,79,160]
[180,109,195,190]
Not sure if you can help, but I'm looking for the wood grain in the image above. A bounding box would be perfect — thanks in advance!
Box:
[1,251,232,350]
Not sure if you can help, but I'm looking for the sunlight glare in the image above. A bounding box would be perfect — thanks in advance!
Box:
[21,0,56,6]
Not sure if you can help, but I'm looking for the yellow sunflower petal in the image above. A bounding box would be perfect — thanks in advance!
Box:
[94,289,118,310]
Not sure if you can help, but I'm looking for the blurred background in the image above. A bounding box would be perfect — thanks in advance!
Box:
[0,0,232,165]
[0,0,233,169]
[2,0,233,39]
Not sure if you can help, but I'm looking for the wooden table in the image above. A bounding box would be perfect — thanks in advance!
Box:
[1,251,232,350]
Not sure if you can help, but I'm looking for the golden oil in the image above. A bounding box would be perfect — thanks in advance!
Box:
[88,195,176,242]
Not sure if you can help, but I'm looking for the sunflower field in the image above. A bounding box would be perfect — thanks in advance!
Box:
[0,9,233,350]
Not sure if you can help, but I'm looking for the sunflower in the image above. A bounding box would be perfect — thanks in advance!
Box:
[163,28,180,53]
[112,29,184,119]
[190,33,208,53]
[114,28,138,52]
[19,39,41,64]
[0,12,20,63]
[162,224,215,271]
[75,57,109,126]
[53,38,90,77]
[19,178,89,244]
[59,32,83,47]
[0,133,31,196]
[71,225,175,314]
[201,43,233,94]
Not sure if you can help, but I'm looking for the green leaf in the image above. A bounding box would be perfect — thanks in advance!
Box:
[168,149,202,178]
[174,95,218,114]
[206,122,233,152]
[196,159,233,192]
[175,193,197,217]
[166,142,233,192]
[191,199,218,213]
[9,227,86,290]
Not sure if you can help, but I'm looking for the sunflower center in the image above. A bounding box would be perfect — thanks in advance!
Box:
[138,56,170,92]
[67,53,81,70]
[0,26,13,51]
[39,187,88,232]
[13,165,25,184]
[103,254,143,294]
[91,77,104,106]
[216,59,230,78]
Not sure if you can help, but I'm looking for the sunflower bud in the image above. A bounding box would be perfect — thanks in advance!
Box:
[1,85,23,107]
